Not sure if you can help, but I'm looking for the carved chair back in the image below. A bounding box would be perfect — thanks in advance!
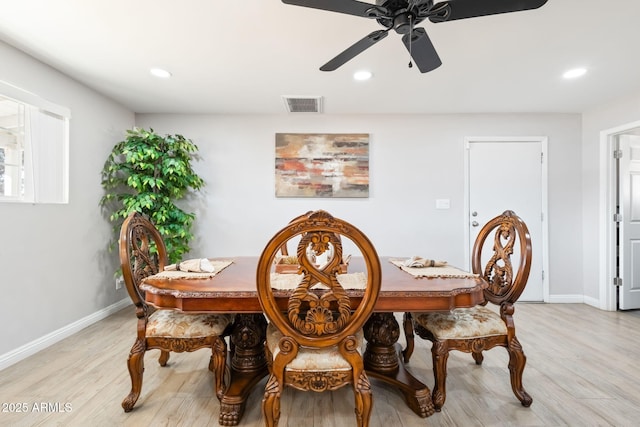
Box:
[471,210,532,307]
[119,212,168,314]
[257,210,381,352]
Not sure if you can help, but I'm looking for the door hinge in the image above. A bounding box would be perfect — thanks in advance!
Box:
[541,270,545,281]
[541,152,544,164]
[613,277,623,287]
[614,213,623,223]
[614,149,623,159]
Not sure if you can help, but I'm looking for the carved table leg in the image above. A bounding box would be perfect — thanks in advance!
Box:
[219,314,269,426]
[363,312,435,418]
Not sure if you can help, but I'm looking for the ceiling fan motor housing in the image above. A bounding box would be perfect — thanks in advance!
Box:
[393,12,418,34]
[374,0,429,33]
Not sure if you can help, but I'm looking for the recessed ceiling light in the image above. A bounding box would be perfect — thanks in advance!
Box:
[353,70,373,81]
[150,67,172,79]
[563,68,587,79]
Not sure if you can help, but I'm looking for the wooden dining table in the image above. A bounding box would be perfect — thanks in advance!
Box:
[141,256,486,426]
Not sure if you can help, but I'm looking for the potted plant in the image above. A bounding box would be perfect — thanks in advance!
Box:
[100,127,204,263]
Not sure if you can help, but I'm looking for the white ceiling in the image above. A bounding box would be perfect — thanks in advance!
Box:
[1,0,639,115]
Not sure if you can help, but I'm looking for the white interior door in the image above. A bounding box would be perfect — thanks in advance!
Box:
[466,138,547,302]
[617,134,640,309]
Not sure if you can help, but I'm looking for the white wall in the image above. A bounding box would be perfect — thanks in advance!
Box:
[0,41,134,357]
[582,91,640,304]
[136,113,583,300]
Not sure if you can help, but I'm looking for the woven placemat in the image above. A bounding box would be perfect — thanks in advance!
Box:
[152,259,234,279]
[389,259,478,278]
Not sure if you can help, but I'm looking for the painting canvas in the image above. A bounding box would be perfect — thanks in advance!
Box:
[275,133,369,198]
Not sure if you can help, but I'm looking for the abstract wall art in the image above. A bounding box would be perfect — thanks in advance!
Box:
[275,133,369,198]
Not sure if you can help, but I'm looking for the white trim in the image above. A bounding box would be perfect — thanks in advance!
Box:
[599,120,640,311]
[583,295,601,308]
[547,294,585,304]
[463,136,550,302]
[0,87,70,204]
[0,79,71,118]
[542,137,550,301]
[0,298,130,372]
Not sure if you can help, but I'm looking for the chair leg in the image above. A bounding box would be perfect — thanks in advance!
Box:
[472,350,484,365]
[430,340,449,412]
[402,312,415,363]
[507,337,533,407]
[122,339,145,412]
[262,374,282,427]
[353,371,373,427]
[211,336,228,401]
[158,350,170,366]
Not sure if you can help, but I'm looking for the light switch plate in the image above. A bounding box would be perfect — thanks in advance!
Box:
[435,199,450,209]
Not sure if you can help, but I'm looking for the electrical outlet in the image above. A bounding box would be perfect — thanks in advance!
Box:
[115,277,124,290]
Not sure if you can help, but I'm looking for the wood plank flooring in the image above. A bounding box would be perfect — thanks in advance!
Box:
[1,303,640,426]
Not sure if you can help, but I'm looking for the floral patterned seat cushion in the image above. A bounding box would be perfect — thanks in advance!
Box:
[266,323,364,371]
[413,306,507,340]
[146,310,233,338]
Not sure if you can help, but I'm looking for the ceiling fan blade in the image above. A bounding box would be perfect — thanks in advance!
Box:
[320,30,389,71]
[281,0,383,18]
[429,0,548,22]
[401,28,442,73]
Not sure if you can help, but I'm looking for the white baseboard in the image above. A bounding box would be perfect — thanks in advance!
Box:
[546,294,585,304]
[0,298,131,372]
[583,295,610,310]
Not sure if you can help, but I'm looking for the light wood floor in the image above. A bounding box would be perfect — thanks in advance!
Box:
[1,303,640,426]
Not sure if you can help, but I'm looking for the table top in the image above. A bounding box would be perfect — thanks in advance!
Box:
[141,256,487,313]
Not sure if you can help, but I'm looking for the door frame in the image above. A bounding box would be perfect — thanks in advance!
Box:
[599,120,640,311]
[463,136,550,302]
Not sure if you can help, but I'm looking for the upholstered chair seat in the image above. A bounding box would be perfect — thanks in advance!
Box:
[266,323,364,371]
[412,306,507,340]
[146,311,233,339]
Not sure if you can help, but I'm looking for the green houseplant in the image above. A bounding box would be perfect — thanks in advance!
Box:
[100,127,204,263]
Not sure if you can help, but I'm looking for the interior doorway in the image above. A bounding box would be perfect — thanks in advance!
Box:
[601,121,640,310]
[464,136,549,302]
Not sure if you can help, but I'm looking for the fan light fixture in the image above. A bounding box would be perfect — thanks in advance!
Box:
[150,67,172,79]
[563,68,587,79]
[353,70,373,81]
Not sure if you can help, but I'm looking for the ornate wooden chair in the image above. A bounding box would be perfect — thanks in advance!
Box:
[403,210,533,411]
[256,210,381,427]
[119,212,234,412]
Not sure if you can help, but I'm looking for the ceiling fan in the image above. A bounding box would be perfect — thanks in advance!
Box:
[282,0,549,73]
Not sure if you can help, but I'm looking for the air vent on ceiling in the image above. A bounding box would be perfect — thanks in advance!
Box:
[282,96,323,113]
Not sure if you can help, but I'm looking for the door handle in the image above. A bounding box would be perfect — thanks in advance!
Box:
[472,221,479,227]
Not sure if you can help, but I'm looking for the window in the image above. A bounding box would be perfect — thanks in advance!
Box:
[0,96,24,198]
[0,80,69,203]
